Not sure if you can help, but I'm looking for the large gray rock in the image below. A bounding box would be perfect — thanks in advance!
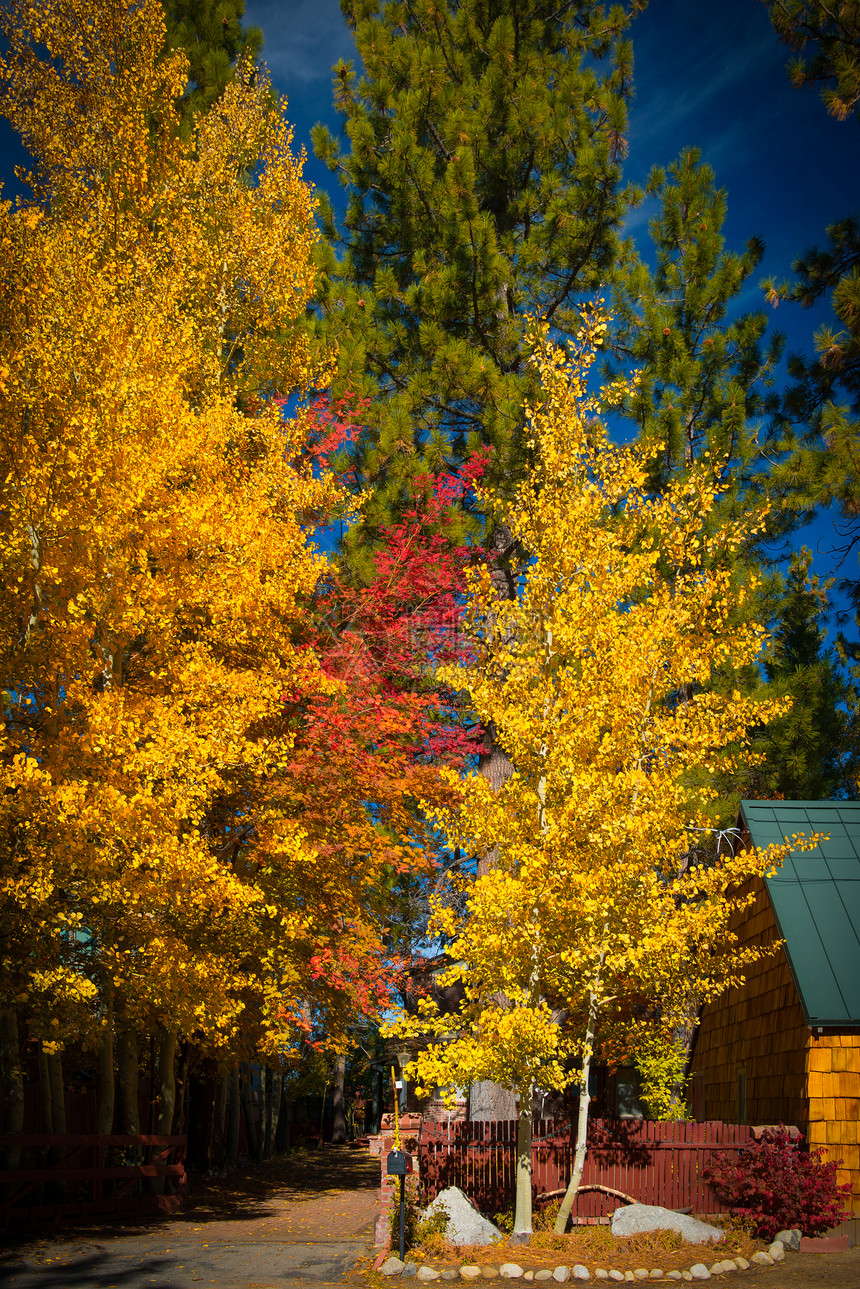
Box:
[610,1205,725,1245]
[774,1230,800,1251]
[423,1188,503,1246]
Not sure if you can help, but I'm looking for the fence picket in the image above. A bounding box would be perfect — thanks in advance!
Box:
[415,1118,750,1219]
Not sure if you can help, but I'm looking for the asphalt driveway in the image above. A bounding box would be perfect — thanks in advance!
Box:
[0,1147,380,1289]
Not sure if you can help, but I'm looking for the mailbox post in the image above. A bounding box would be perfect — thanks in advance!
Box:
[386,1063,413,1261]
[386,1148,412,1261]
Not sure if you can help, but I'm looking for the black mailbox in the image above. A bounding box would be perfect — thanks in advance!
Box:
[386,1149,412,1176]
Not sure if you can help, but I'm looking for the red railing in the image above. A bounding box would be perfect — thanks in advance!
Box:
[0,1133,187,1228]
[417,1119,752,1220]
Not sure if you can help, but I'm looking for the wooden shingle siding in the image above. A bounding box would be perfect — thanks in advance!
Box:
[691,875,860,1216]
[807,1031,860,1211]
[692,876,809,1125]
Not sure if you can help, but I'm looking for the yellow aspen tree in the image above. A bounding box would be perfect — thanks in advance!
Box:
[0,0,410,1108]
[391,312,810,1240]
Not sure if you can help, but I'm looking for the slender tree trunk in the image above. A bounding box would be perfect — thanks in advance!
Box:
[511,1082,534,1242]
[554,977,602,1235]
[117,1025,140,1178]
[156,1031,177,1134]
[259,1064,269,1159]
[263,1065,281,1158]
[331,1053,347,1144]
[47,1050,66,1135]
[271,1074,284,1154]
[0,1006,24,1172]
[262,1067,272,1159]
[97,1019,115,1138]
[239,1062,259,1160]
[213,1069,229,1169]
[152,1030,177,1195]
[46,1049,67,1198]
[38,1042,54,1135]
[226,1065,240,1168]
[174,1042,191,1137]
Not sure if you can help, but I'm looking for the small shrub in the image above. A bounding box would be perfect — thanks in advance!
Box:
[417,1206,451,1246]
[492,1205,514,1235]
[533,1197,562,1232]
[703,1125,852,1242]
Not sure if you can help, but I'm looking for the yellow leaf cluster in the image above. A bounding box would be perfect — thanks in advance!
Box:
[395,312,807,1106]
[0,0,391,1065]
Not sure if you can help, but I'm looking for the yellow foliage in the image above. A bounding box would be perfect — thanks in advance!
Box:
[0,0,374,1063]
[391,310,808,1110]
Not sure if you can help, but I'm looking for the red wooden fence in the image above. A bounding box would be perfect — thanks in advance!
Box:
[0,1133,187,1228]
[417,1119,752,1220]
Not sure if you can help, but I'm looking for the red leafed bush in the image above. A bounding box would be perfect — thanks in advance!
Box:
[703,1125,852,1241]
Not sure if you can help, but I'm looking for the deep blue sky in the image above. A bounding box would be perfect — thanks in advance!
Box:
[1,0,858,597]
[243,0,858,353]
[242,0,859,597]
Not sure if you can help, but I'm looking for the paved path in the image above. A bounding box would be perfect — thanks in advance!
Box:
[0,1148,380,1289]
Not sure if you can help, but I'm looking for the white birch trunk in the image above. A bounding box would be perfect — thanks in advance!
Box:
[511,1084,534,1242]
[553,981,601,1234]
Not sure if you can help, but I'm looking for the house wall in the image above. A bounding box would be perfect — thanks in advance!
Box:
[807,1031,860,1217]
[690,875,809,1125]
[690,874,860,1220]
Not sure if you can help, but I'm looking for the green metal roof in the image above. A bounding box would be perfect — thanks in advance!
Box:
[739,800,860,1028]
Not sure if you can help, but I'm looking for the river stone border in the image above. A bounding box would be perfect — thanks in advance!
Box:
[378,1234,799,1281]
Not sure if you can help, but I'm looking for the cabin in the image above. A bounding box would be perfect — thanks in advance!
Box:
[689,799,860,1242]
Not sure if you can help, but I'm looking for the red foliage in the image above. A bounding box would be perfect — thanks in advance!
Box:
[267,398,485,1022]
[703,1125,852,1240]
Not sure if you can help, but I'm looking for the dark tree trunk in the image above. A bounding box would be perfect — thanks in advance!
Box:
[0,1006,24,1174]
[331,1053,347,1144]
[239,1062,259,1160]
[97,1017,115,1139]
[212,1069,229,1169]
[226,1065,240,1168]
[117,1028,140,1135]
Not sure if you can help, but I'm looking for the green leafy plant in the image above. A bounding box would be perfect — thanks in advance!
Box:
[416,1207,450,1243]
[634,1029,691,1122]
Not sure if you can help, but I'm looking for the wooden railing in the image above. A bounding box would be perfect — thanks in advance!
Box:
[0,1133,187,1227]
[417,1119,752,1220]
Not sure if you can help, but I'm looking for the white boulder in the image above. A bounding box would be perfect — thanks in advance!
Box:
[423,1188,503,1247]
[610,1205,724,1245]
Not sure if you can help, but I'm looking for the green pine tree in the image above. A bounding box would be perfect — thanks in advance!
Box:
[607,148,785,535]
[163,0,263,128]
[760,3,860,651]
[750,551,857,799]
[764,215,860,546]
[606,149,801,828]
[312,0,642,572]
[761,0,860,122]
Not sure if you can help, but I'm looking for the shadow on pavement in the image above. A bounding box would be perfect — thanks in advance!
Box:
[0,1145,380,1260]
[0,1250,180,1287]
